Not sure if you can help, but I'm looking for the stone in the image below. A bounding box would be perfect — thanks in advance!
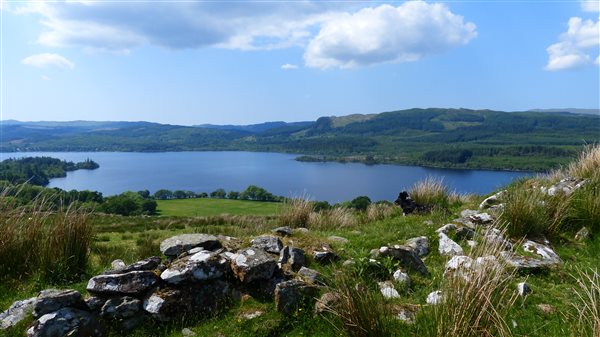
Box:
[100,296,141,319]
[279,246,306,271]
[575,227,590,242]
[426,291,443,305]
[297,267,322,285]
[328,236,349,244]
[111,259,126,271]
[181,328,196,337]
[160,234,222,257]
[392,270,411,286]
[468,212,494,225]
[313,250,340,264]
[239,310,264,320]
[479,191,505,209]
[438,233,464,256]
[517,282,531,296]
[295,227,310,233]
[483,228,513,250]
[0,297,36,330]
[120,315,145,332]
[160,250,228,285]
[455,227,476,240]
[436,224,456,234]
[85,297,106,314]
[26,308,104,337]
[500,240,561,270]
[274,280,319,315]
[405,236,430,257]
[143,288,188,322]
[33,289,87,318]
[272,226,293,236]
[315,292,340,314]
[231,248,277,283]
[392,304,419,324]
[104,257,162,275]
[377,245,429,276]
[544,177,586,196]
[87,271,160,296]
[444,255,474,281]
[378,281,400,299]
[251,235,283,254]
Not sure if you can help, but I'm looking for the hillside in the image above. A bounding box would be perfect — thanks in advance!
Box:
[2,108,599,171]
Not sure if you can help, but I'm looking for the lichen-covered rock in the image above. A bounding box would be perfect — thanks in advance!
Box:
[26,308,104,337]
[279,246,306,271]
[543,177,586,196]
[313,250,340,264]
[297,267,322,285]
[436,224,457,234]
[272,226,293,236]
[500,240,562,270]
[426,291,443,305]
[438,233,464,256]
[377,245,429,275]
[0,297,36,330]
[378,281,400,299]
[517,282,531,296]
[100,296,141,319]
[111,259,126,271]
[392,270,411,286]
[160,234,222,258]
[87,271,160,296]
[143,288,188,322]
[104,257,161,275]
[33,289,87,318]
[85,297,106,314]
[405,236,429,257]
[479,191,505,209]
[160,250,228,285]
[251,235,283,254]
[231,248,277,283]
[274,280,319,315]
[483,228,513,250]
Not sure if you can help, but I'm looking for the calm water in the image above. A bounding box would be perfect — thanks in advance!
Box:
[1,152,530,203]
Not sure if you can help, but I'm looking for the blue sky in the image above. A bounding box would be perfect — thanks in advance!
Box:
[2,0,599,125]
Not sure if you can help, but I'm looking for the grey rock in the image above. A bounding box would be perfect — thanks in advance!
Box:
[405,236,429,257]
[313,250,340,264]
[120,315,145,332]
[26,308,104,337]
[500,240,562,270]
[33,289,87,318]
[468,212,494,225]
[544,177,586,196]
[160,234,222,257]
[378,281,400,299]
[87,271,160,296]
[438,233,464,256]
[315,292,340,314]
[377,245,429,275]
[455,227,476,240]
[517,282,531,296]
[231,248,277,283]
[272,226,293,236]
[295,227,310,233]
[160,250,228,285]
[100,296,141,319]
[392,270,411,286]
[111,259,126,271]
[575,227,590,242]
[328,236,349,244]
[297,267,322,285]
[479,191,505,209]
[103,256,162,275]
[436,224,457,234]
[181,328,196,337]
[85,297,106,314]
[279,246,306,271]
[426,291,443,305]
[251,235,283,254]
[483,228,513,250]
[143,288,187,322]
[0,297,36,330]
[274,280,319,315]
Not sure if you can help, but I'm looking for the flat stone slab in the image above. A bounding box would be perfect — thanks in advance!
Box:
[87,271,160,296]
[0,297,36,330]
[33,289,87,318]
[161,250,229,285]
[377,245,429,275]
[160,234,222,257]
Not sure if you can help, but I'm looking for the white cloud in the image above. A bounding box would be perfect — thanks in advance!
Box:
[581,0,600,12]
[546,17,599,71]
[21,53,75,69]
[281,63,299,70]
[304,2,477,69]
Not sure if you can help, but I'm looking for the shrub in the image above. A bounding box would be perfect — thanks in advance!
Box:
[409,177,450,208]
[279,197,313,227]
[349,196,372,211]
[572,268,600,337]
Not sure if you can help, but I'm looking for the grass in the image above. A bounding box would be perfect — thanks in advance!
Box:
[408,176,450,209]
[156,198,281,217]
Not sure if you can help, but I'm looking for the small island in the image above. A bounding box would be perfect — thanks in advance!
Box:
[0,156,99,186]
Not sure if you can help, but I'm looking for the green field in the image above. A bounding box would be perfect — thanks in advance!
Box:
[156,198,282,217]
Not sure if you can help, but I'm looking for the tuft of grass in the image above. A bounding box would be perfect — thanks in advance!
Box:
[308,207,358,230]
[365,203,398,222]
[568,145,600,180]
[416,229,518,337]
[567,181,600,234]
[572,268,600,337]
[279,197,314,228]
[409,177,450,208]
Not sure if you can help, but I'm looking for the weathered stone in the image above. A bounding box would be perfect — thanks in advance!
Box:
[517,282,531,296]
[274,280,319,315]
[468,212,494,225]
[279,246,306,271]
[160,250,228,285]
[295,227,310,233]
[575,227,590,242]
[377,245,429,275]
[438,233,464,256]
[85,297,106,314]
[328,236,349,244]
[26,308,104,337]
[378,281,400,299]
[500,240,561,270]
[483,228,513,250]
[315,292,340,314]
[33,289,87,318]
[120,315,145,332]
[392,270,411,286]
[392,304,419,324]
[251,235,283,254]
[272,226,293,236]
[0,297,36,330]
[436,224,457,234]
[479,191,505,209]
[239,310,264,320]
[143,288,188,322]
[405,236,430,257]
[543,177,586,196]
[297,267,322,285]
[100,296,141,319]
[426,291,443,305]
[314,250,340,264]
[87,271,160,296]
[160,234,222,257]
[181,328,197,337]
[111,259,126,271]
[231,248,277,283]
[444,255,474,281]
[455,227,476,240]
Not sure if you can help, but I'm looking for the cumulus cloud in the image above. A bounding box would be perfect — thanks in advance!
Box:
[546,16,599,71]
[21,53,75,69]
[281,63,299,70]
[581,0,600,12]
[304,2,477,69]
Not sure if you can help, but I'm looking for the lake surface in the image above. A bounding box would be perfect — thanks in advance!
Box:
[1,152,530,203]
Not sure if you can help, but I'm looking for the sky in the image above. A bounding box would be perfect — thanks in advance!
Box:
[1,0,599,125]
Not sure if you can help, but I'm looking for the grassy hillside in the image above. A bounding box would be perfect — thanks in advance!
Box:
[156,198,281,217]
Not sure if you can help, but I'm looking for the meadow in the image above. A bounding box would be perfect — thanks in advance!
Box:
[156,198,281,217]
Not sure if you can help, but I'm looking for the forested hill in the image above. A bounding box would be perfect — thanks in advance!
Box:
[2,108,599,171]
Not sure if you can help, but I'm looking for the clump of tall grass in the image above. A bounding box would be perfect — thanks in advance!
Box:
[409,177,450,208]
[567,183,600,233]
[365,203,397,222]
[572,268,600,337]
[568,144,600,180]
[279,197,314,227]
[416,229,518,337]
[308,207,358,230]
[0,191,93,283]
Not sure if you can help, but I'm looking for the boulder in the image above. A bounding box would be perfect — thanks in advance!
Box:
[160,234,222,258]
[230,248,277,283]
[0,297,36,330]
[26,308,104,337]
[468,212,494,225]
[405,236,429,257]
[279,246,306,271]
[104,257,161,275]
[251,235,283,254]
[111,259,126,271]
[297,267,322,285]
[33,289,87,318]
[500,240,561,270]
[392,270,411,286]
[377,245,429,276]
[87,271,160,296]
[274,280,319,315]
[483,228,513,250]
[100,296,141,319]
[438,233,464,256]
[272,226,293,236]
[426,291,443,305]
[160,250,228,285]
[378,281,400,299]
[315,292,340,314]
[85,297,106,314]
[143,288,188,322]
[479,191,505,209]
[313,250,340,264]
